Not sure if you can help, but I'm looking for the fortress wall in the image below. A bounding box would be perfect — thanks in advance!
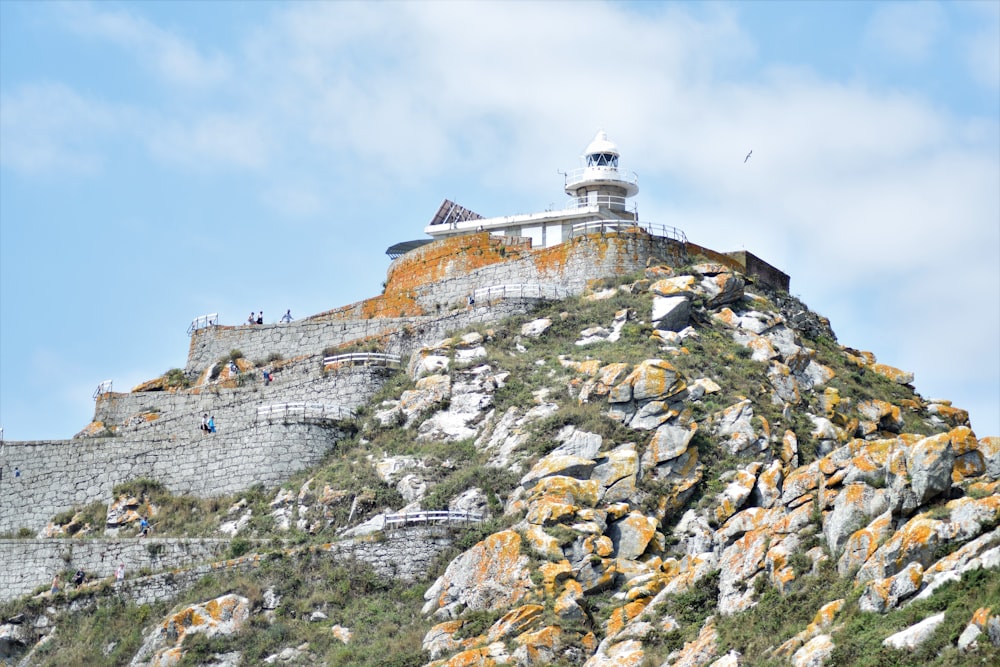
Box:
[0,538,228,602]
[1,528,456,604]
[0,422,343,534]
[184,299,538,378]
[404,232,687,310]
[185,317,426,375]
[92,365,392,436]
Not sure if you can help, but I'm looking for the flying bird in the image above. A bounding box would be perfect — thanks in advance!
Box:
[744,150,752,163]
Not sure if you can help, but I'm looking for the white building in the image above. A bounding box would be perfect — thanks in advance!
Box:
[423,130,645,249]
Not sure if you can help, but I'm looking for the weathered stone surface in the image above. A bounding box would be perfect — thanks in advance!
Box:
[551,427,604,459]
[643,423,697,467]
[609,359,686,404]
[669,616,719,667]
[521,318,552,338]
[652,296,691,332]
[592,444,639,503]
[422,530,533,619]
[838,511,893,576]
[132,594,250,667]
[607,512,658,560]
[907,433,956,504]
[823,483,888,557]
[882,613,945,650]
[718,530,768,615]
[714,463,762,526]
[791,634,834,667]
[520,455,597,489]
[858,562,923,613]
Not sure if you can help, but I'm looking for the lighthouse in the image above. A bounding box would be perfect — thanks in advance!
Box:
[563,130,639,219]
[418,130,642,249]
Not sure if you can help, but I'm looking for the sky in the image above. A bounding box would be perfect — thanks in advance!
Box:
[1,1,997,442]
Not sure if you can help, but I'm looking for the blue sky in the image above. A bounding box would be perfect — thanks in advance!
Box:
[1,1,997,441]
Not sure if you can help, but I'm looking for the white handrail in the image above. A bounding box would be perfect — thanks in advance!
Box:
[93,380,113,400]
[382,510,484,528]
[322,352,401,367]
[256,402,355,422]
[563,166,639,189]
[187,313,219,335]
[569,220,687,244]
[472,283,567,302]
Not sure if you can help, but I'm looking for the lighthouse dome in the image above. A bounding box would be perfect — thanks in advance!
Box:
[584,130,619,158]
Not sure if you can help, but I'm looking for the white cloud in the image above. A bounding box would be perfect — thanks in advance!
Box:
[60,1,230,87]
[146,115,270,169]
[0,83,117,175]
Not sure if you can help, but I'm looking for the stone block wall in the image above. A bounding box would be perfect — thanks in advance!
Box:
[0,538,228,602]
[93,364,392,437]
[0,421,342,534]
[184,298,538,377]
[1,528,455,605]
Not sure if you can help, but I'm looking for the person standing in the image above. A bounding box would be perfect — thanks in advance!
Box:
[208,416,216,434]
[280,309,293,323]
[257,311,264,325]
[248,312,256,325]
[115,563,125,585]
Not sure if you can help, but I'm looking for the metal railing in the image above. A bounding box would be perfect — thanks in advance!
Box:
[564,166,639,190]
[472,283,567,302]
[187,313,219,335]
[93,380,113,400]
[255,402,355,423]
[322,352,401,368]
[569,220,688,244]
[382,510,484,529]
[566,194,637,213]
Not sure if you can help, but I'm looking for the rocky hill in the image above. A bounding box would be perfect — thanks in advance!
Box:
[1,257,997,667]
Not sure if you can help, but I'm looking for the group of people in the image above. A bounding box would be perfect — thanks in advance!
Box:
[200,414,216,434]
[247,309,294,325]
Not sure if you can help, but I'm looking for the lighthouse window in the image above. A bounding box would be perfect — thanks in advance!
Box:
[587,153,618,168]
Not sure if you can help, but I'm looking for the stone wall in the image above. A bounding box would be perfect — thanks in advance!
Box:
[0,421,343,534]
[93,364,392,436]
[185,298,538,376]
[1,528,455,605]
[184,232,686,375]
[0,538,229,602]
[120,528,456,606]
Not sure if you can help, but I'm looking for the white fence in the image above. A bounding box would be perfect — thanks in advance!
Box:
[93,380,113,400]
[322,352,401,368]
[255,402,355,423]
[382,510,484,529]
[569,221,688,244]
[187,313,219,335]
[472,283,567,303]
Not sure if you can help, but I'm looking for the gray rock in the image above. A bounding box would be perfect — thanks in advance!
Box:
[882,613,946,650]
[652,295,691,332]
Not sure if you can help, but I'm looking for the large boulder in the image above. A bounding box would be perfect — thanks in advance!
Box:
[882,613,946,650]
[907,433,956,504]
[422,530,533,619]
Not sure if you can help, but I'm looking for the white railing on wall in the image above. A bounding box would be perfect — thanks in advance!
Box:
[563,166,639,190]
[255,402,355,423]
[322,352,401,368]
[567,195,637,214]
[382,510,484,529]
[569,221,688,244]
[93,380,113,400]
[472,283,567,303]
[187,313,219,335]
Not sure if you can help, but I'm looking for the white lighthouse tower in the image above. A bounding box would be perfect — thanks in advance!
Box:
[421,130,641,249]
[563,129,639,219]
